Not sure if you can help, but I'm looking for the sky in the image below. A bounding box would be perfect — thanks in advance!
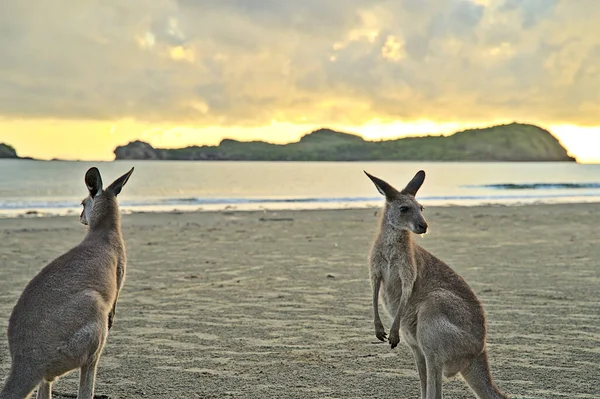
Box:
[0,0,599,162]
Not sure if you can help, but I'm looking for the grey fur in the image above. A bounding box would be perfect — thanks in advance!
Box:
[0,167,134,399]
[365,170,509,399]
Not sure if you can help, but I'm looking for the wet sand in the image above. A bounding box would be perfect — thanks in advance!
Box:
[0,204,599,398]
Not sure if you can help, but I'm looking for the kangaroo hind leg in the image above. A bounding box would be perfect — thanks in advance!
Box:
[425,358,443,399]
[410,345,428,399]
[35,380,52,399]
[77,355,101,399]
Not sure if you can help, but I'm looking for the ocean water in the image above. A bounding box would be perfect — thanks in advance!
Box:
[0,159,599,217]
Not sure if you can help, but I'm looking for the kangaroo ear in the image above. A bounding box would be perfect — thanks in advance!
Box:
[106,167,134,197]
[401,170,426,196]
[364,171,399,200]
[85,167,103,198]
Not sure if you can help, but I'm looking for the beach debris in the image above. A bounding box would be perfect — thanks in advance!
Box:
[53,392,110,399]
[258,217,294,222]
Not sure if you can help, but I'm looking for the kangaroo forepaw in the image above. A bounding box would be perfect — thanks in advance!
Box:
[388,331,400,349]
[375,327,387,342]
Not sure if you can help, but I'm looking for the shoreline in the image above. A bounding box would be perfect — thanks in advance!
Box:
[1,198,600,221]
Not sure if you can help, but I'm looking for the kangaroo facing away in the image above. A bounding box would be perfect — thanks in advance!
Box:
[365,170,509,399]
[0,167,134,399]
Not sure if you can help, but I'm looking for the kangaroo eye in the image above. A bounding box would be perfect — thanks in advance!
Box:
[399,206,409,213]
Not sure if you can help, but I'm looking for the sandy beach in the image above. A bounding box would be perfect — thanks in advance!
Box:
[0,204,599,399]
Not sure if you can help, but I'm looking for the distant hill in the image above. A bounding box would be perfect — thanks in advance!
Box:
[0,143,18,159]
[114,122,575,162]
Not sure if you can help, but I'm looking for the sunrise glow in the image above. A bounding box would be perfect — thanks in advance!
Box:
[0,1,598,163]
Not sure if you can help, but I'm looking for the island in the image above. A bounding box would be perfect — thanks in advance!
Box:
[113,123,575,162]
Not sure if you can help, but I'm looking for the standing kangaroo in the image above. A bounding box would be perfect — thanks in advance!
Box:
[0,167,134,399]
[365,170,509,399]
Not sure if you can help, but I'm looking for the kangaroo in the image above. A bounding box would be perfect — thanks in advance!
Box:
[365,170,509,399]
[0,167,134,399]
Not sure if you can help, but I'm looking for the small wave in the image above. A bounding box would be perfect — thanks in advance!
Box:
[159,192,600,205]
[159,196,378,206]
[2,192,600,218]
[0,196,382,213]
[0,200,77,210]
[466,183,600,190]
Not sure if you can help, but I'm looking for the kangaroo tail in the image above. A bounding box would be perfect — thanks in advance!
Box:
[461,350,510,399]
[0,366,41,399]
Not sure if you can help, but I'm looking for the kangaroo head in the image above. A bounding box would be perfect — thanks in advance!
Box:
[80,167,134,226]
[364,170,428,234]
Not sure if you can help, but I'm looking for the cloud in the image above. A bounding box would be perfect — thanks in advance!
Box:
[0,0,598,126]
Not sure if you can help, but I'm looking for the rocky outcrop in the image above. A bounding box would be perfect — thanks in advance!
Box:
[113,140,163,160]
[0,143,18,159]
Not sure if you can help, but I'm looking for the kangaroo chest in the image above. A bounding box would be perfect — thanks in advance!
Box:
[379,251,412,313]
[377,239,420,335]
